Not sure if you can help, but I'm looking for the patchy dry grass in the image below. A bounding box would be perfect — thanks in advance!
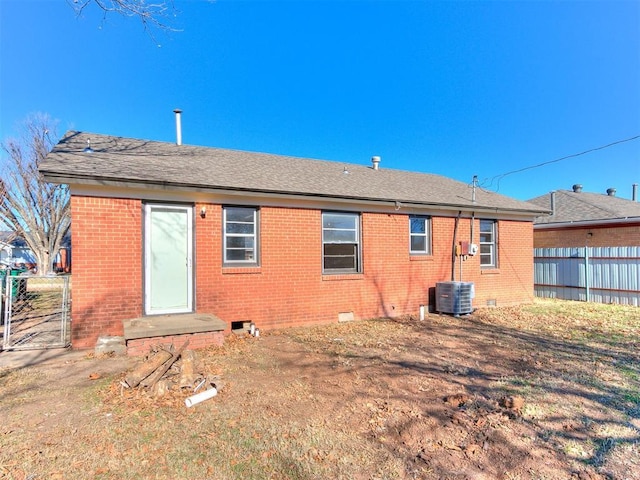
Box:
[1,299,639,479]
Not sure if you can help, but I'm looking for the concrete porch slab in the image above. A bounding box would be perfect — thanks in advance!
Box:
[123,313,227,340]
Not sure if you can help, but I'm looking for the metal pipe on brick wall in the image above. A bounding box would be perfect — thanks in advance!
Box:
[451,211,461,282]
[470,212,475,246]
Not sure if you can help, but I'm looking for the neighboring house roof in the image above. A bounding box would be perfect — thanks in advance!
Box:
[0,232,71,249]
[0,231,23,247]
[528,189,640,227]
[41,131,547,217]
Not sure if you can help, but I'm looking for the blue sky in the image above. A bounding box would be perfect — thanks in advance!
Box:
[1,0,639,201]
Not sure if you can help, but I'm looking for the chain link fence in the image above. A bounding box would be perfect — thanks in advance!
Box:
[1,274,71,350]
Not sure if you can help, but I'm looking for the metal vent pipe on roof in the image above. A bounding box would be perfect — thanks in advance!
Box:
[550,191,556,215]
[607,188,616,196]
[633,183,638,202]
[173,109,183,146]
[371,156,381,170]
[572,184,582,193]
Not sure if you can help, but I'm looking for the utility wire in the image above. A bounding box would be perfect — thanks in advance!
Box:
[482,134,640,192]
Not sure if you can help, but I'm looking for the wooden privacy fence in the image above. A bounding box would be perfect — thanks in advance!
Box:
[534,246,640,306]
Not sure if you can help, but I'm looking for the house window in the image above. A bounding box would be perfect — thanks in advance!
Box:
[322,212,361,273]
[223,206,259,265]
[479,219,497,267]
[409,215,431,255]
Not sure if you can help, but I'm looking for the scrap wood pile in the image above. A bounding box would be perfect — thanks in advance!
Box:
[121,340,224,407]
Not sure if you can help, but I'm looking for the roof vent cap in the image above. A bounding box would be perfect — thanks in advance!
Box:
[606,188,616,196]
[371,156,381,170]
[572,184,583,193]
[173,108,183,146]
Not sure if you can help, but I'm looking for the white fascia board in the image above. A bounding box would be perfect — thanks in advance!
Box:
[534,217,640,229]
[69,183,540,222]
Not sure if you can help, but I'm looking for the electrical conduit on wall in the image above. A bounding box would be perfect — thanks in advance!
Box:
[451,211,461,281]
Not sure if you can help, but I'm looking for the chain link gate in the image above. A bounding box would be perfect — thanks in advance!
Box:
[1,274,71,350]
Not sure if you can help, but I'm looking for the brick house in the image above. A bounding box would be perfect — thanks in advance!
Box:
[527,184,640,248]
[41,131,547,352]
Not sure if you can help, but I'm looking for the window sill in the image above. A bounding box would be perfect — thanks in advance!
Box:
[222,266,261,275]
[410,255,434,262]
[481,268,500,275]
[322,273,365,281]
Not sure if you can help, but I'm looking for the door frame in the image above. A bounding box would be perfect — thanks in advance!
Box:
[143,202,194,315]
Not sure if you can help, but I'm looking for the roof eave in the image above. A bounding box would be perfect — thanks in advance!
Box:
[42,171,545,218]
[534,217,640,229]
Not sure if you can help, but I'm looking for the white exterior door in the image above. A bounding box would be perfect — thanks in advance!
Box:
[144,204,193,315]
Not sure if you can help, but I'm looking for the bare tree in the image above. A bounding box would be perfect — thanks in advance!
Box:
[68,0,178,32]
[0,114,70,274]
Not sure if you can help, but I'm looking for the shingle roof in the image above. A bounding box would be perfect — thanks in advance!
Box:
[41,131,547,216]
[527,189,640,225]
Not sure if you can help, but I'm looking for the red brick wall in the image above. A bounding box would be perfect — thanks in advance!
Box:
[71,197,535,348]
[534,223,640,248]
[474,219,535,306]
[426,216,535,307]
[194,206,534,326]
[71,196,143,348]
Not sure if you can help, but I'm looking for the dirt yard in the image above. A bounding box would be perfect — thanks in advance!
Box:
[1,299,639,479]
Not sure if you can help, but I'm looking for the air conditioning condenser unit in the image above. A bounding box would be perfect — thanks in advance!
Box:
[436,281,474,316]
